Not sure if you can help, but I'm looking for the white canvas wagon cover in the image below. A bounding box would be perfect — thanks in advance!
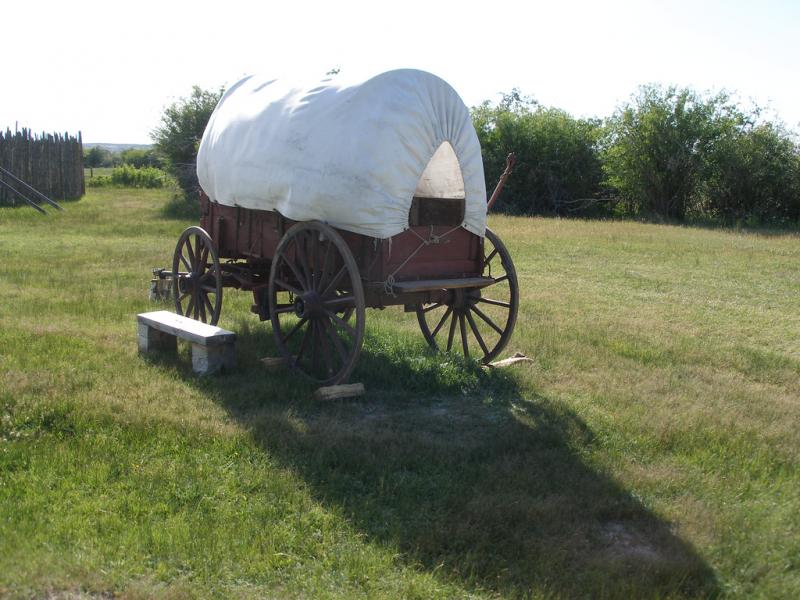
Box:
[196,69,487,239]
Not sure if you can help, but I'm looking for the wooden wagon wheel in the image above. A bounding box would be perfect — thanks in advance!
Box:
[268,221,366,386]
[172,226,223,325]
[416,228,518,363]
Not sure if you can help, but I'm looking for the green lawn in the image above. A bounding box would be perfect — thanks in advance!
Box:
[1,188,798,599]
[84,167,116,179]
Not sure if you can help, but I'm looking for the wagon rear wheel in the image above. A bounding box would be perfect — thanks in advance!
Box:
[268,221,366,386]
[172,226,223,325]
[416,228,518,363]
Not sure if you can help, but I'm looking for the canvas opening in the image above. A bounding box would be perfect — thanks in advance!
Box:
[409,142,466,226]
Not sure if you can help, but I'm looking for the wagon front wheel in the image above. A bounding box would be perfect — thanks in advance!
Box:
[172,226,223,325]
[268,221,366,386]
[416,228,518,363]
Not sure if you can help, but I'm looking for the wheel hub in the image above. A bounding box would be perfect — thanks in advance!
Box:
[177,274,192,294]
[295,291,324,318]
[450,288,481,310]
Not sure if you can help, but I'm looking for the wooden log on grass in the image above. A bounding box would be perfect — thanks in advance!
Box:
[485,352,533,369]
[314,383,365,401]
[260,356,287,372]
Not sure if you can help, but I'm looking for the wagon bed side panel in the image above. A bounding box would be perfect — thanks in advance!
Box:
[200,192,484,287]
[378,226,482,282]
[201,194,282,261]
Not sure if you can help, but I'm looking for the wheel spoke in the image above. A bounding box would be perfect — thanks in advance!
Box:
[309,232,320,289]
[186,295,195,318]
[466,309,490,356]
[180,254,191,272]
[423,302,444,313]
[183,239,194,270]
[478,297,511,308]
[311,321,321,375]
[472,305,504,335]
[430,306,453,339]
[323,295,356,310]
[283,252,308,293]
[317,319,336,375]
[178,291,189,302]
[189,237,200,270]
[295,234,313,290]
[281,317,307,343]
[295,320,313,366]
[200,243,209,269]
[460,313,469,357]
[322,318,349,365]
[199,295,207,322]
[274,278,303,296]
[484,247,498,268]
[200,284,217,293]
[325,309,356,337]
[203,294,214,318]
[493,274,509,284]
[317,239,333,292]
[446,311,457,351]
[321,266,347,299]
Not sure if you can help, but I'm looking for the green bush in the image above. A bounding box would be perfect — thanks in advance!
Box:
[602,86,740,221]
[86,175,111,188]
[86,165,165,189]
[119,147,162,169]
[702,122,800,224]
[602,85,800,224]
[110,164,164,188]
[473,91,605,216]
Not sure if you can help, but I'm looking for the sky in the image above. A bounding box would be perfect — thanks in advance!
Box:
[3,0,798,144]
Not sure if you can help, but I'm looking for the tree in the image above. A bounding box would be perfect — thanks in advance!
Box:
[602,85,742,220]
[120,147,162,169]
[151,85,224,200]
[473,91,604,215]
[84,146,108,177]
[702,122,800,224]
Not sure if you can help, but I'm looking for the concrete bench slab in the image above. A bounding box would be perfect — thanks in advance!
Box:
[137,310,236,375]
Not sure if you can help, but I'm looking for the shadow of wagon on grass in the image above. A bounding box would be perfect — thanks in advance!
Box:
[172,325,719,598]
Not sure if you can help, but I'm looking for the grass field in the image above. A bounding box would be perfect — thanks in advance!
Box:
[84,167,116,179]
[1,187,798,599]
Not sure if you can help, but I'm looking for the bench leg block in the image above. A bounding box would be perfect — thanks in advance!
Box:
[191,343,236,375]
[138,322,177,353]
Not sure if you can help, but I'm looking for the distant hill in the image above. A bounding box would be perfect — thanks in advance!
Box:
[84,143,152,152]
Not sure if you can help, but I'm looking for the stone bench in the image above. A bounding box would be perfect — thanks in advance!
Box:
[137,310,236,375]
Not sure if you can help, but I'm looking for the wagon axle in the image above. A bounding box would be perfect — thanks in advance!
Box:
[293,292,322,319]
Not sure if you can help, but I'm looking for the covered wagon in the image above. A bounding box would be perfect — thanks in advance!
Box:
[165,69,519,385]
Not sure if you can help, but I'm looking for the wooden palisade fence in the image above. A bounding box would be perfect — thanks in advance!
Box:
[0,128,84,206]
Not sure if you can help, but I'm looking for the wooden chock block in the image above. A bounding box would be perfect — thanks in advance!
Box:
[260,356,287,372]
[314,383,365,401]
